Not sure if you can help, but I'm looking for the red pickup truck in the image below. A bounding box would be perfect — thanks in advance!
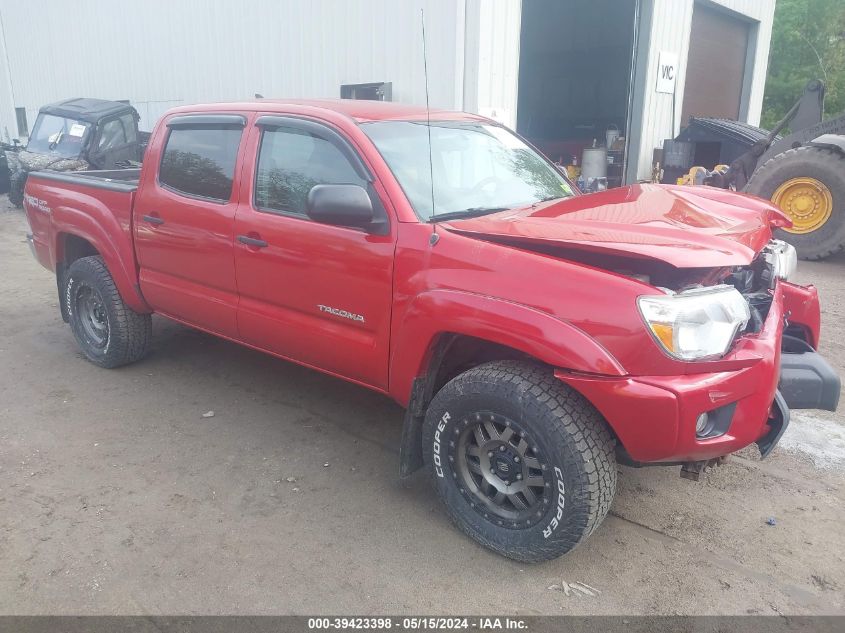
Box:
[23,100,840,562]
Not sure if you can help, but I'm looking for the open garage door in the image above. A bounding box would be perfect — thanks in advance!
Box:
[516,0,639,189]
[681,3,749,124]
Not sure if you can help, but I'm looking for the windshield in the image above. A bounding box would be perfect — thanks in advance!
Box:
[26,113,91,158]
[362,120,575,221]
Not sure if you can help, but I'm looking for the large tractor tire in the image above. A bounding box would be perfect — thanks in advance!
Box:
[746,146,845,260]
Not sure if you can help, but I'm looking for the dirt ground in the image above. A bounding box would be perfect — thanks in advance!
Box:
[1,200,843,616]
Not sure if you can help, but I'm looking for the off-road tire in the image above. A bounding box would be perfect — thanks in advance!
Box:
[422,361,617,563]
[746,146,845,260]
[64,256,152,368]
[8,169,25,208]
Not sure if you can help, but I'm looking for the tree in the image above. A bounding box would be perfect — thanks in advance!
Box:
[762,0,845,130]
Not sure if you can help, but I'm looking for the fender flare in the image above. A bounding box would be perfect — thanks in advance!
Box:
[392,289,625,477]
[51,205,149,313]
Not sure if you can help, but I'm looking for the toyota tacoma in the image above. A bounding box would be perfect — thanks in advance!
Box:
[23,100,840,562]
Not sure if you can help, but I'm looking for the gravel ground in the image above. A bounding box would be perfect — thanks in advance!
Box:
[0,199,843,615]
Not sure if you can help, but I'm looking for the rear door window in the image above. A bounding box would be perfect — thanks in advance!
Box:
[159,126,243,201]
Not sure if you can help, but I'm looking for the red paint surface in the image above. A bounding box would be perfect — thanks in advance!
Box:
[23,100,824,464]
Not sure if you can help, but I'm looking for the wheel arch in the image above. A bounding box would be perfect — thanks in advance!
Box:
[55,232,102,321]
[51,209,149,316]
[393,290,625,477]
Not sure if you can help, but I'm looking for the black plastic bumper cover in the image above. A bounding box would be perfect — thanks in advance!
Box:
[779,338,841,412]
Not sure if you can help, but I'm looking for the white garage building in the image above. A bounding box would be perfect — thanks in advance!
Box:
[0,0,775,183]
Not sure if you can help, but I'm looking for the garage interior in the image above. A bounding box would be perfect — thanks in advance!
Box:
[517,0,638,190]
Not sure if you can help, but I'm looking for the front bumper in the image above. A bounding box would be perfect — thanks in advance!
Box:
[557,281,839,463]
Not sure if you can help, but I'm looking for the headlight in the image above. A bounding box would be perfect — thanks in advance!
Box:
[764,239,797,281]
[638,285,750,361]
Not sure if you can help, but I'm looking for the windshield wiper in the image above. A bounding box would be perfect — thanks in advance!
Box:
[428,207,510,222]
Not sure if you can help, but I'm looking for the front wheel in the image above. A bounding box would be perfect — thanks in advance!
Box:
[64,256,152,368]
[422,361,617,562]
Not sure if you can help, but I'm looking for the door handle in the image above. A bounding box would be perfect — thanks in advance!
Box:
[237,235,269,248]
[142,214,165,225]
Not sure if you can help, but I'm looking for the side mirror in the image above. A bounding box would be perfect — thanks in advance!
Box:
[306,184,374,230]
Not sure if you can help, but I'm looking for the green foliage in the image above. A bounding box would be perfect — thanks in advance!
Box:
[762,0,845,129]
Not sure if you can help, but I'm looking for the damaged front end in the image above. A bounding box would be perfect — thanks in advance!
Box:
[655,239,839,474]
[721,240,839,417]
[550,235,839,474]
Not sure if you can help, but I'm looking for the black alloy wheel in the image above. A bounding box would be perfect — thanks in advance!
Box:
[453,411,551,528]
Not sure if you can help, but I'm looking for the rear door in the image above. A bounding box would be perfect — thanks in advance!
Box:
[233,116,395,389]
[133,114,248,338]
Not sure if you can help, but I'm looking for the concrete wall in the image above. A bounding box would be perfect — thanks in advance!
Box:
[628,0,776,182]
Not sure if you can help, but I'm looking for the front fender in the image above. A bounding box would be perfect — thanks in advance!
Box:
[389,289,625,405]
[781,281,821,348]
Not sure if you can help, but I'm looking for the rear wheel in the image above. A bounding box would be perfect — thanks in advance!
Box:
[422,361,617,562]
[746,146,845,260]
[65,256,152,368]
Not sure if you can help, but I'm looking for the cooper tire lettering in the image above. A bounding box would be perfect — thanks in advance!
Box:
[65,277,74,318]
[432,411,450,478]
[543,466,566,538]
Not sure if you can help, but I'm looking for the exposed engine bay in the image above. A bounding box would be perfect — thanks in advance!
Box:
[490,235,796,347]
[616,240,796,337]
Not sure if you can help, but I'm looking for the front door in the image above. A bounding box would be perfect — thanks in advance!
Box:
[233,117,395,389]
[134,114,248,338]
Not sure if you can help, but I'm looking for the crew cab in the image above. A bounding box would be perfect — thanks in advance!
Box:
[23,100,840,562]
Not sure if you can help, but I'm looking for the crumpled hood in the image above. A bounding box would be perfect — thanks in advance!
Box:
[441,184,790,268]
